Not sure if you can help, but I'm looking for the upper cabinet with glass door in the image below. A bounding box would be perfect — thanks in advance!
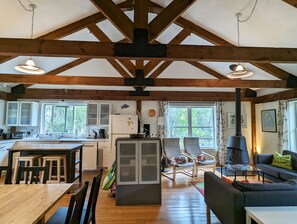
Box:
[6,101,39,126]
[99,103,111,126]
[87,103,98,125]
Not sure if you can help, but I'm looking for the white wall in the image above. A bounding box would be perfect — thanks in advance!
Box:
[223,101,253,162]
[141,101,159,137]
[255,101,278,154]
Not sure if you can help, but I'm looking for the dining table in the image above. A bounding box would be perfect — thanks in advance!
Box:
[6,142,83,184]
[0,183,73,224]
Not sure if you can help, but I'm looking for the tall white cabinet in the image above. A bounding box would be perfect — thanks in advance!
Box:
[116,138,161,205]
[6,101,39,126]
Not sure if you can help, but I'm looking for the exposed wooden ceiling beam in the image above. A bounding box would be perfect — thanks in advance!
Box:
[2,38,297,63]
[134,0,149,30]
[147,1,292,80]
[0,1,133,65]
[187,61,228,79]
[148,0,196,42]
[144,28,191,76]
[87,24,132,78]
[91,0,134,41]
[7,88,253,101]
[282,0,297,8]
[255,89,297,104]
[146,28,191,77]
[0,74,287,88]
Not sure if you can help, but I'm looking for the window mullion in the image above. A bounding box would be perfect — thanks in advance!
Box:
[188,107,192,137]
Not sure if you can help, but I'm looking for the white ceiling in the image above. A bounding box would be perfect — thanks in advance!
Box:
[0,0,297,95]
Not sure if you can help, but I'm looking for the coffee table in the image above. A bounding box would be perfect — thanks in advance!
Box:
[245,206,297,224]
[221,164,264,183]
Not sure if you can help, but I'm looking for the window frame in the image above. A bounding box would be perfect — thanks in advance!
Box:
[40,101,87,134]
[167,102,216,149]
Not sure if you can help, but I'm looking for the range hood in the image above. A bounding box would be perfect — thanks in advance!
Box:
[226,88,250,168]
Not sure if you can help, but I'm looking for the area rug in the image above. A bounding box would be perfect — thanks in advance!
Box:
[191,181,204,196]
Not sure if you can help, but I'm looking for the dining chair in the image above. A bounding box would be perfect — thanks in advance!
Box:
[16,166,49,184]
[183,137,216,176]
[46,181,89,224]
[81,169,103,224]
[0,166,10,184]
[162,138,195,181]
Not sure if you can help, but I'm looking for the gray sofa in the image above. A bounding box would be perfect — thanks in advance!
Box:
[204,171,297,224]
[255,150,297,182]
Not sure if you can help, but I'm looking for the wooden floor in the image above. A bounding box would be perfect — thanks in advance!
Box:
[45,168,221,224]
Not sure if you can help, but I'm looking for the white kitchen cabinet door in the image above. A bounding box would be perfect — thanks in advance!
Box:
[87,103,98,125]
[99,103,111,126]
[6,101,19,126]
[99,141,111,168]
[19,102,39,126]
[82,142,97,170]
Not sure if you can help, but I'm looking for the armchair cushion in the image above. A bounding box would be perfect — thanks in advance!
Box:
[283,150,297,171]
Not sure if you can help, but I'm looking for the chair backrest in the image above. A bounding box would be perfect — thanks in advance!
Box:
[184,137,202,156]
[83,169,103,224]
[0,166,9,184]
[163,138,182,158]
[16,166,49,184]
[66,181,89,224]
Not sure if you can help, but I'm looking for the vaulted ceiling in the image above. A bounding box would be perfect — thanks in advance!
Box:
[1,0,297,101]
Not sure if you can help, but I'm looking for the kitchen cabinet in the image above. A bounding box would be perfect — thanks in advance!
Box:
[99,103,111,126]
[87,103,98,125]
[99,140,110,168]
[6,101,39,126]
[116,138,161,205]
[82,142,97,170]
[0,141,15,167]
[6,101,19,126]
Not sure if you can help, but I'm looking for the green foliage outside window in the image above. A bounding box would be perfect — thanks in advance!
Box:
[44,104,87,134]
[168,105,215,148]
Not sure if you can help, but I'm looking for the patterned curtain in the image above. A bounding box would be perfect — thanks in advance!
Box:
[158,101,169,138]
[215,101,226,165]
[278,100,288,152]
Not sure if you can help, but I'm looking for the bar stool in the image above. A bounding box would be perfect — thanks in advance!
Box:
[12,155,42,184]
[42,155,67,183]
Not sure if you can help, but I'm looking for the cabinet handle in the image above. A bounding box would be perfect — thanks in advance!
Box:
[83,145,95,148]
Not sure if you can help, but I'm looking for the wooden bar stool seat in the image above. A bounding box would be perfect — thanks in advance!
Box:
[12,155,42,184]
[42,155,67,183]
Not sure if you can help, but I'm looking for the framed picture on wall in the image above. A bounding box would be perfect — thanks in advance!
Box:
[261,109,277,132]
[227,112,247,128]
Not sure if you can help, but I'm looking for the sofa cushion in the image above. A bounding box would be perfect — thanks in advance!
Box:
[272,152,292,170]
[283,150,297,171]
[232,179,297,192]
[279,170,297,181]
[256,164,282,178]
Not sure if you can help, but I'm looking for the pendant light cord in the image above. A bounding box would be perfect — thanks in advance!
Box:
[236,0,258,47]
[17,0,36,39]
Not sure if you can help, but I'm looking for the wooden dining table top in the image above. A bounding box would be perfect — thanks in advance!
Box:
[0,184,72,224]
[10,142,83,151]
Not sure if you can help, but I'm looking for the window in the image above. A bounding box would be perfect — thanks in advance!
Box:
[168,102,216,148]
[288,101,297,152]
[42,103,87,134]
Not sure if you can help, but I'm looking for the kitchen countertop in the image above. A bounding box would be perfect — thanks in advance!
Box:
[21,137,109,142]
[0,137,109,142]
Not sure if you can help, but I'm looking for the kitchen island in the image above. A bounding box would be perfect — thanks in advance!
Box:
[7,142,83,184]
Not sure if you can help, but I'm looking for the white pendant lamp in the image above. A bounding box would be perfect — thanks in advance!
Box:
[227,12,254,79]
[14,4,44,75]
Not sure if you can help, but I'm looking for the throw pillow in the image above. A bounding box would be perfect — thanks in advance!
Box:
[272,152,292,170]
[197,154,206,162]
[175,156,187,164]
[232,179,297,192]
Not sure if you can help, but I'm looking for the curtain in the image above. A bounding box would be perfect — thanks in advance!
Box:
[278,100,288,152]
[158,101,169,138]
[215,101,226,165]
